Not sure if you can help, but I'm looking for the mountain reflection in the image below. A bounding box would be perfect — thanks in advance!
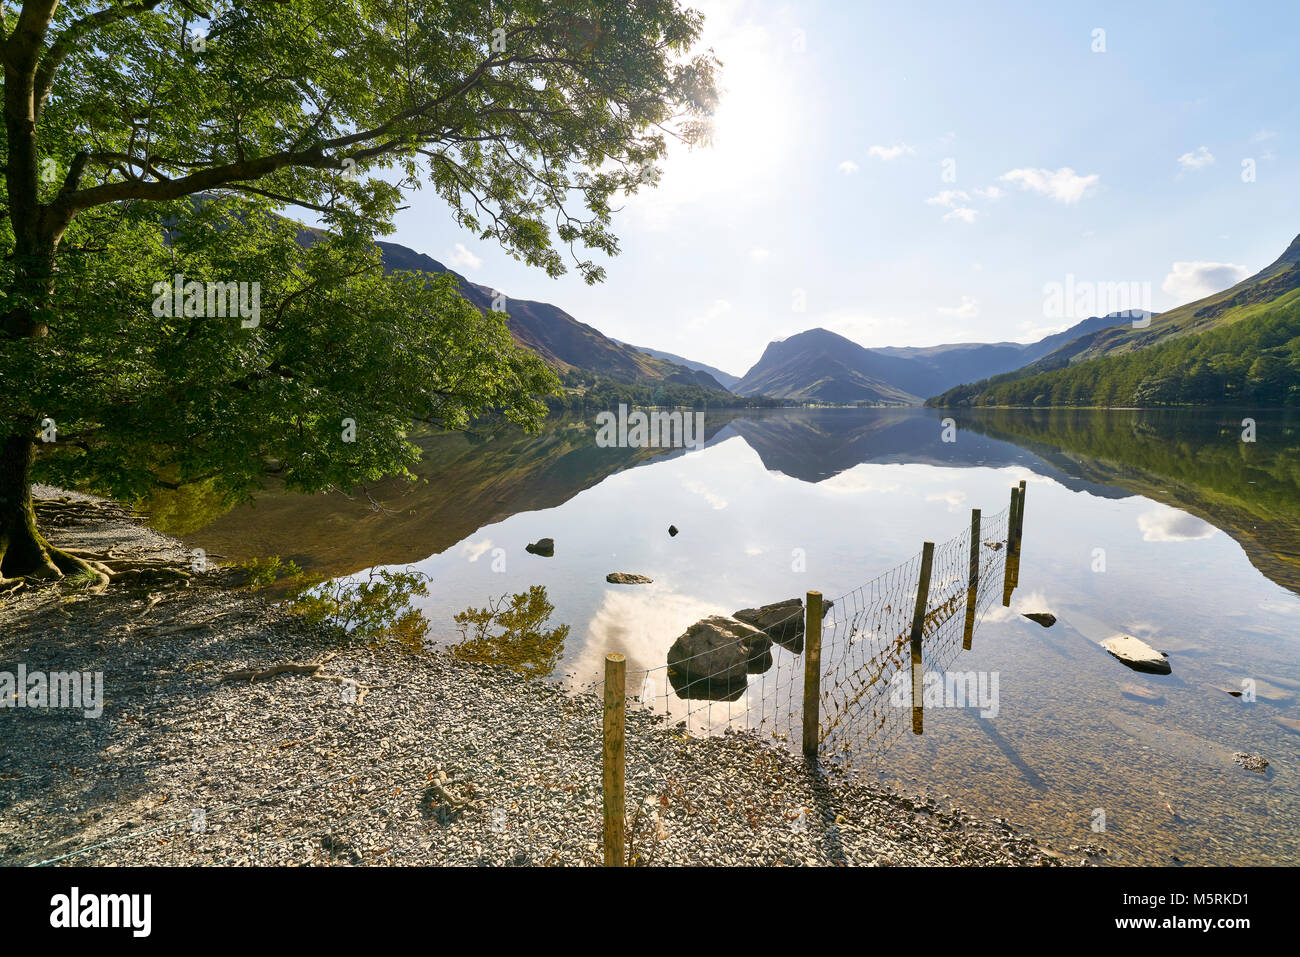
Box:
[168,407,1300,596]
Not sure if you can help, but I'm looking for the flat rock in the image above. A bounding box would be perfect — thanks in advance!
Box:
[606,572,652,584]
[1023,612,1057,628]
[525,538,554,557]
[1102,634,1172,675]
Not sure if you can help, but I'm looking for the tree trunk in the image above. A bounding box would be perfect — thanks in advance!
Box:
[0,432,61,580]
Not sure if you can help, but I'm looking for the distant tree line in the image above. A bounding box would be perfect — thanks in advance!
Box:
[547,369,783,410]
[929,298,1300,408]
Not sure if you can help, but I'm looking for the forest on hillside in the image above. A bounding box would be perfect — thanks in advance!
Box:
[929,297,1300,408]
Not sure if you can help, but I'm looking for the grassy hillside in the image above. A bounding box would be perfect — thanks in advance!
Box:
[931,288,1300,408]
[931,233,1300,408]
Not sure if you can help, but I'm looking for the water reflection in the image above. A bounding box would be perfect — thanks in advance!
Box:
[170,407,1300,865]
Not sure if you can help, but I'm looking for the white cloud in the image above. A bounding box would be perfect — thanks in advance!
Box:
[682,478,727,510]
[938,295,979,318]
[1000,166,1100,204]
[867,144,915,161]
[925,189,969,207]
[447,243,483,270]
[749,247,771,262]
[1161,261,1250,304]
[1177,146,1215,171]
[943,207,979,224]
[1137,509,1216,542]
[926,489,968,511]
[688,298,734,331]
[459,539,494,562]
[972,185,1004,200]
[1251,129,1277,143]
[837,159,860,175]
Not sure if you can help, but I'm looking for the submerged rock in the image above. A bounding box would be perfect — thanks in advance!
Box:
[666,616,772,701]
[1023,612,1057,628]
[525,538,554,557]
[1102,634,1172,675]
[1120,682,1164,704]
[1232,751,1269,773]
[606,572,652,584]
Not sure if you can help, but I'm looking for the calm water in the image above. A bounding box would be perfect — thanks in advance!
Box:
[173,407,1300,865]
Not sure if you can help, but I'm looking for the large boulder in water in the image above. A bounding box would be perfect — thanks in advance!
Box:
[734,598,806,654]
[733,597,834,654]
[666,616,772,701]
[1102,634,1172,675]
[525,538,554,557]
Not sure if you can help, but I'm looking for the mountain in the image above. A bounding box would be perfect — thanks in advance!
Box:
[732,328,921,404]
[733,312,1140,404]
[371,240,728,390]
[295,226,726,392]
[931,232,1300,407]
[1022,233,1300,369]
[612,341,741,390]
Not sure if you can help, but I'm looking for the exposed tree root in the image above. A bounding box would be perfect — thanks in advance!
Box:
[217,653,389,706]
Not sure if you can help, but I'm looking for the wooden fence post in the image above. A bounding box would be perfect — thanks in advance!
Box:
[1015,480,1027,552]
[908,542,935,735]
[963,509,981,650]
[602,653,626,867]
[802,590,823,760]
[1002,485,1019,606]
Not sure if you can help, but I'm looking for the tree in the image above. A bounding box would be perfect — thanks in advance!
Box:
[0,0,718,584]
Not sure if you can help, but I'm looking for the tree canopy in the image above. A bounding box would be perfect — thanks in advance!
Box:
[0,0,719,583]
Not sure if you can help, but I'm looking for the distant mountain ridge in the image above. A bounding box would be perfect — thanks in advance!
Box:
[612,340,741,390]
[371,239,727,391]
[733,311,1141,404]
[295,225,726,392]
[1007,232,1300,374]
[930,230,1300,407]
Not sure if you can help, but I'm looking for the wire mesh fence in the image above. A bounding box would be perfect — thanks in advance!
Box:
[23,485,1026,867]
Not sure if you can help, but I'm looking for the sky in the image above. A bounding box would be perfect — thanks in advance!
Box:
[379,0,1300,378]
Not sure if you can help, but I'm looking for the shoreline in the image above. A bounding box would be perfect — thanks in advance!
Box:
[0,490,1081,866]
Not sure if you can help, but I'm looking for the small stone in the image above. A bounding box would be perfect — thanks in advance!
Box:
[668,525,679,537]
[1022,612,1057,628]
[525,538,554,557]
[606,572,652,584]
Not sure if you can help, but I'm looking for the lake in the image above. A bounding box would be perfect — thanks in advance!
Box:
[165,407,1300,865]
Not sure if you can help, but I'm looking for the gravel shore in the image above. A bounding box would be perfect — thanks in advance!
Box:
[0,491,1074,866]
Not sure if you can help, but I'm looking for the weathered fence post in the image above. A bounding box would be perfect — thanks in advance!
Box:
[1015,480,1027,552]
[602,653,626,867]
[1002,485,1019,606]
[908,542,935,735]
[963,508,981,650]
[802,590,823,760]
